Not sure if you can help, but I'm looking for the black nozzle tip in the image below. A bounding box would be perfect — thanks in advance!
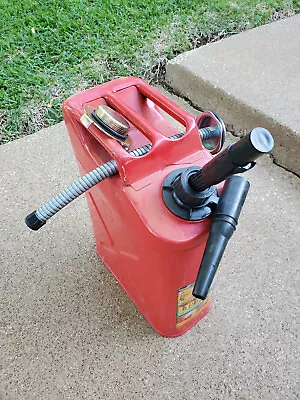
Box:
[25,211,46,231]
[250,128,274,153]
[192,290,206,301]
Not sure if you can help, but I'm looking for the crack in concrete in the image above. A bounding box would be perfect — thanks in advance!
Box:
[162,81,300,179]
[268,154,300,178]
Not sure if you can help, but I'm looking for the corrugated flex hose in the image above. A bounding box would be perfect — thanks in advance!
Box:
[25,140,157,230]
[35,158,119,222]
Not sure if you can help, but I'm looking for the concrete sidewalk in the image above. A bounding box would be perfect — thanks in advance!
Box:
[166,15,300,175]
[0,90,299,400]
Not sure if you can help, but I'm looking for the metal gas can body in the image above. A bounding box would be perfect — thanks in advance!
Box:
[63,77,215,337]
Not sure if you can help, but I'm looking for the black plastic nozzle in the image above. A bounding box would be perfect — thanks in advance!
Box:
[25,211,46,231]
[192,176,250,300]
[189,128,274,191]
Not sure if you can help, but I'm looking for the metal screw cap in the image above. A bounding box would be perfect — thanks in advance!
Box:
[94,105,130,136]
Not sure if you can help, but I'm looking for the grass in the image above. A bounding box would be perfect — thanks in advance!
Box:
[0,0,298,143]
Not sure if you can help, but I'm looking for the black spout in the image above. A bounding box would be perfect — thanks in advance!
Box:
[192,176,250,300]
[189,128,274,191]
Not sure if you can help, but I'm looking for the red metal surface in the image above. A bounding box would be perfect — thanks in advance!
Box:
[63,77,217,337]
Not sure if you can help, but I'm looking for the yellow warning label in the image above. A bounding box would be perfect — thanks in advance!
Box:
[176,283,208,327]
[176,267,220,328]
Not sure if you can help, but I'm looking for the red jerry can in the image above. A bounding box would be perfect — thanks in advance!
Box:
[60,77,273,337]
[62,77,219,337]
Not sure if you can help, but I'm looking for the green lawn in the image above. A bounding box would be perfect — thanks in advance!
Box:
[0,0,298,143]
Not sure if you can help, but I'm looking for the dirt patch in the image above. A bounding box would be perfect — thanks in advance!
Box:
[0,111,7,131]
[269,9,296,21]
[21,103,49,136]
[143,28,232,83]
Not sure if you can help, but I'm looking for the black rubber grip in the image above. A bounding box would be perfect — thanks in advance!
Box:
[25,211,46,231]
[229,127,274,165]
[189,128,274,191]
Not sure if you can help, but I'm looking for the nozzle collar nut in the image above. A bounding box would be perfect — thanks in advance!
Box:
[162,167,218,221]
